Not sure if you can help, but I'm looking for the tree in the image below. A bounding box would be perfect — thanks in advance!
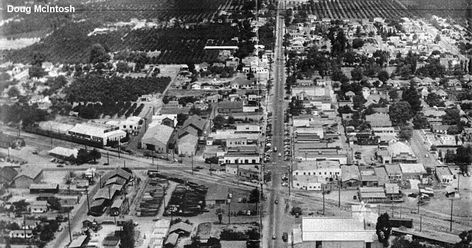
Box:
[442,108,461,125]
[12,200,29,213]
[40,227,55,241]
[378,70,389,83]
[248,188,260,203]
[457,230,472,247]
[76,149,92,164]
[89,43,110,64]
[456,146,472,174]
[351,67,363,81]
[412,113,429,129]
[389,101,413,126]
[213,115,226,130]
[425,93,445,107]
[29,65,46,78]
[177,113,188,126]
[389,89,399,101]
[352,38,364,49]
[398,126,413,141]
[402,84,422,113]
[119,220,135,248]
[7,86,20,98]
[116,62,130,73]
[352,95,366,110]
[290,207,302,216]
[90,149,101,163]
[376,213,392,247]
[47,197,61,211]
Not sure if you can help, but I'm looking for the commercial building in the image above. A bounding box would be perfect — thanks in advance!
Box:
[68,122,126,146]
[300,217,382,248]
[141,124,174,153]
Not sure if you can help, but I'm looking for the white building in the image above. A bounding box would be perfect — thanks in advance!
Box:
[68,122,126,146]
[292,160,341,181]
[300,217,382,248]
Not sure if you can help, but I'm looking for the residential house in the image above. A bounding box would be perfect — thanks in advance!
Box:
[169,222,193,236]
[141,124,174,153]
[13,167,43,188]
[435,166,454,184]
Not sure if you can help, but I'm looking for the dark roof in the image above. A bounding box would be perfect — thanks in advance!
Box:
[169,222,193,234]
[183,115,206,132]
[0,167,18,183]
[100,168,132,187]
[177,126,199,138]
[217,101,243,110]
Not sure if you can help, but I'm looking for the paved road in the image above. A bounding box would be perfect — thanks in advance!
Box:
[410,130,441,169]
[267,3,289,247]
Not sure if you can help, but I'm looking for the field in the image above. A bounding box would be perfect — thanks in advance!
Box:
[294,0,413,19]
[1,0,255,64]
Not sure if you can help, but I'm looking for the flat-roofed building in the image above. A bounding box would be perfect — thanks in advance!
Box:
[301,217,382,248]
[359,187,387,203]
[68,122,126,146]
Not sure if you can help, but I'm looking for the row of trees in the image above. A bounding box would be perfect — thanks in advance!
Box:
[65,75,171,103]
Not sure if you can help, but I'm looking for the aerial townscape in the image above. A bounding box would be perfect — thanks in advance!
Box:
[0,0,471,247]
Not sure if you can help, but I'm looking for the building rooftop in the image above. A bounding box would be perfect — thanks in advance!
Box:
[436,166,453,178]
[384,164,402,175]
[388,141,415,157]
[302,217,376,242]
[341,165,360,181]
[142,124,174,145]
[400,163,426,174]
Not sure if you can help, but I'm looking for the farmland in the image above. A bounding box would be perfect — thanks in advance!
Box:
[293,0,413,19]
[1,0,258,64]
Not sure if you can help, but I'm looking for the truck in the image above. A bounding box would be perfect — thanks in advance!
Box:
[282,232,288,242]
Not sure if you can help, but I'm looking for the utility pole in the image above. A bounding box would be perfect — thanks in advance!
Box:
[450,198,454,232]
[151,150,154,165]
[420,214,422,231]
[338,179,341,208]
[107,152,110,165]
[191,156,194,175]
[322,189,326,215]
[85,187,90,213]
[67,211,72,243]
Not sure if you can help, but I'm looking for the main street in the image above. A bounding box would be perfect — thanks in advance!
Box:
[267,1,289,247]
